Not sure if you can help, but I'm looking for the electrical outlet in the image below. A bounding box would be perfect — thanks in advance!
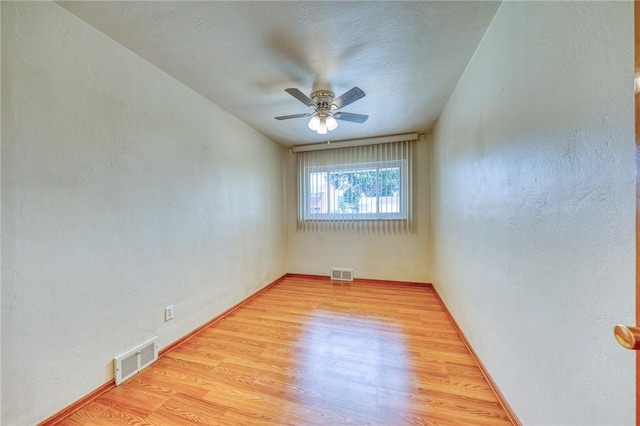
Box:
[165,305,174,321]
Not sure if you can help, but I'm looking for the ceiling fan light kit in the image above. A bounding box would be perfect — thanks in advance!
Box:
[307,114,338,135]
[275,86,369,135]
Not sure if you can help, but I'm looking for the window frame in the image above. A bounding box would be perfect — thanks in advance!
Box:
[303,159,408,221]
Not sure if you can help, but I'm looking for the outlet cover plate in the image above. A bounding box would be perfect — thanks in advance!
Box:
[165,305,174,321]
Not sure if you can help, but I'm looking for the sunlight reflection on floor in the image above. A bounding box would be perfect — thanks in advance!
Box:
[292,310,414,423]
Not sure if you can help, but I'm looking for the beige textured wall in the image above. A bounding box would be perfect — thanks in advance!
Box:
[431,2,635,424]
[1,3,286,424]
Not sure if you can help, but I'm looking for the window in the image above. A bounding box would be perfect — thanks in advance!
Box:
[304,160,407,220]
[296,138,415,232]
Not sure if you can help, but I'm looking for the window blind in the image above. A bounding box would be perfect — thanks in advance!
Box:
[296,139,415,233]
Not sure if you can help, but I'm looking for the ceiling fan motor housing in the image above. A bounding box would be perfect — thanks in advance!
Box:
[311,90,336,111]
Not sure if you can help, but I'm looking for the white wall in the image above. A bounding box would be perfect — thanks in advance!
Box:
[431,2,635,424]
[1,2,286,424]
[285,137,431,283]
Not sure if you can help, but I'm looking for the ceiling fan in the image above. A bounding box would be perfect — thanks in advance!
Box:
[275,86,369,135]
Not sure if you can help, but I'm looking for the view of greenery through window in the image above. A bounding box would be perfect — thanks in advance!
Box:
[328,168,400,212]
[308,163,403,217]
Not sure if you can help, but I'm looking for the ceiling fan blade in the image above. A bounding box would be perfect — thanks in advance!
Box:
[334,112,368,123]
[332,87,366,109]
[275,113,311,120]
[285,88,315,107]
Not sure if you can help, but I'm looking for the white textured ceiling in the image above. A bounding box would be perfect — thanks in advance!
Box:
[58,1,501,147]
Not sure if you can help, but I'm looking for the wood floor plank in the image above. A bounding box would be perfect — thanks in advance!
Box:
[60,276,513,425]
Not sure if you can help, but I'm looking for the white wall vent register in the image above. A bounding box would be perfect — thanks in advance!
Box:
[330,268,354,281]
[113,337,158,385]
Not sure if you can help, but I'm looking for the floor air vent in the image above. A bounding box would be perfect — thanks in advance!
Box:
[114,337,158,385]
[331,268,354,281]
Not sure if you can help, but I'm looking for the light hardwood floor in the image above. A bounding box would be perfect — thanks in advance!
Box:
[60,275,513,425]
